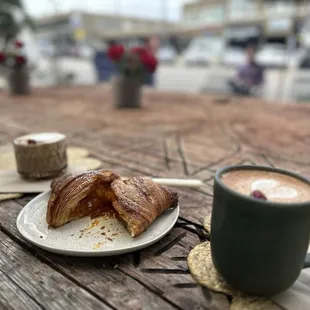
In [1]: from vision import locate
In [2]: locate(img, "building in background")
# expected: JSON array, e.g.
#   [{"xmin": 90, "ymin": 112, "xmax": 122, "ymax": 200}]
[
  {"xmin": 181, "ymin": 0, "xmax": 309, "ymax": 47},
  {"xmin": 35, "ymin": 11, "xmax": 177, "ymax": 57},
  {"xmin": 179, "ymin": 0, "xmax": 310, "ymax": 67}
]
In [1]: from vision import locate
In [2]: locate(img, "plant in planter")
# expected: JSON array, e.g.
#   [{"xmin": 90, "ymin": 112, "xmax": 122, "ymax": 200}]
[
  {"xmin": 0, "ymin": 39, "xmax": 30, "ymax": 95},
  {"xmin": 107, "ymin": 43, "xmax": 158, "ymax": 108},
  {"xmin": 0, "ymin": 0, "xmax": 34, "ymax": 95}
]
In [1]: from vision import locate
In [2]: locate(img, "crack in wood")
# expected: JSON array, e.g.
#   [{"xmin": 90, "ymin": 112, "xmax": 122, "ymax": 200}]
[
  {"xmin": 0, "ymin": 226, "xmax": 118, "ymax": 310},
  {"xmin": 220, "ymin": 125, "xmax": 244, "ymax": 151},
  {"xmin": 163, "ymin": 139, "xmax": 171, "ymax": 170},
  {"xmin": 173, "ymin": 283, "xmax": 198, "ymax": 289},
  {"xmin": 177, "ymin": 217, "xmax": 203, "ymax": 228},
  {"xmin": 170, "ymin": 257, "xmax": 188, "ymax": 262},
  {"xmin": 191, "ymin": 144, "xmax": 242, "ymax": 176},
  {"xmin": 154, "ymin": 233, "xmax": 187, "ymax": 257},
  {"xmin": 257, "ymin": 153, "xmax": 276, "ymax": 167},
  {"xmin": 175, "ymin": 220, "xmax": 210, "ymax": 242},
  {"xmin": 141, "ymin": 268, "xmax": 190, "ymax": 275},
  {"xmin": 174, "ymin": 223, "xmax": 190, "ymax": 229},
  {"xmin": 0, "ymin": 269, "xmax": 46, "ymax": 310},
  {"xmin": 236, "ymin": 159, "xmax": 257, "ymax": 166},
  {"xmin": 203, "ymin": 176, "xmax": 215, "ymax": 183},
  {"xmin": 175, "ymin": 133, "xmax": 189, "ymax": 176},
  {"xmin": 194, "ymin": 188, "xmax": 214, "ymax": 198},
  {"xmin": 194, "ymin": 226, "xmax": 208, "ymax": 243},
  {"xmin": 114, "ymin": 268, "xmax": 182, "ymax": 310},
  {"xmin": 253, "ymin": 152, "xmax": 310, "ymax": 166},
  {"xmin": 201, "ymin": 286, "xmax": 213, "ymax": 306},
  {"xmin": 132, "ymin": 251, "xmax": 141, "ymax": 268},
  {"xmin": 183, "ymin": 226, "xmax": 209, "ymax": 241}
]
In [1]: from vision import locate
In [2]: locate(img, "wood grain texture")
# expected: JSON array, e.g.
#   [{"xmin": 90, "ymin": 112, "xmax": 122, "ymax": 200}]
[
  {"xmin": 0, "ymin": 270, "xmax": 42, "ymax": 310},
  {"xmin": 0, "ymin": 85, "xmax": 309, "ymax": 309},
  {"xmin": 0, "ymin": 230, "xmax": 110, "ymax": 310},
  {"xmin": 0, "ymin": 199, "xmax": 229, "ymax": 310}
]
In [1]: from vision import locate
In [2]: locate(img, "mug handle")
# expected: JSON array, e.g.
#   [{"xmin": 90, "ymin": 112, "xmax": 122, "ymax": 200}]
[{"xmin": 303, "ymin": 253, "xmax": 310, "ymax": 269}]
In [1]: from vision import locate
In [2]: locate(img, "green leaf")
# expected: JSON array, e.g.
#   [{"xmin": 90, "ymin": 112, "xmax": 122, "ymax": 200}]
[{"xmin": 0, "ymin": 0, "xmax": 35, "ymax": 36}]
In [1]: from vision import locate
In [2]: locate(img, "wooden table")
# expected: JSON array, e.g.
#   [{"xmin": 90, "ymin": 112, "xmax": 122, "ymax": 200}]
[{"xmin": 0, "ymin": 86, "xmax": 309, "ymax": 310}]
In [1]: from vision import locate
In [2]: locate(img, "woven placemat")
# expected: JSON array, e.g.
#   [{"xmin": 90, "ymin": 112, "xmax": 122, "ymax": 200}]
[
  {"xmin": 203, "ymin": 214, "xmax": 211, "ymax": 234},
  {"xmin": 187, "ymin": 216, "xmax": 281, "ymax": 310},
  {"xmin": 0, "ymin": 146, "xmax": 102, "ymax": 201}
]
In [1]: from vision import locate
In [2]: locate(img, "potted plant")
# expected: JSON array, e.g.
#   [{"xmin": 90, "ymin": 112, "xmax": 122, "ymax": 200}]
[
  {"xmin": 0, "ymin": 39, "xmax": 30, "ymax": 95},
  {"xmin": 0, "ymin": 0, "xmax": 34, "ymax": 95},
  {"xmin": 107, "ymin": 43, "xmax": 158, "ymax": 108}
]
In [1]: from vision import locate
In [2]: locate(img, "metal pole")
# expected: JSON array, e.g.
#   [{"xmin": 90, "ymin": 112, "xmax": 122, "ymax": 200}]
[
  {"xmin": 114, "ymin": 0, "xmax": 122, "ymax": 16},
  {"xmin": 49, "ymin": 0, "xmax": 61, "ymax": 85},
  {"xmin": 161, "ymin": 0, "xmax": 167, "ymax": 43}
]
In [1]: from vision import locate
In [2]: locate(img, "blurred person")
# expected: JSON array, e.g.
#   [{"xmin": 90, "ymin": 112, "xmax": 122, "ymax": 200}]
[
  {"xmin": 139, "ymin": 36, "xmax": 159, "ymax": 86},
  {"xmin": 148, "ymin": 35, "xmax": 160, "ymax": 55},
  {"xmin": 228, "ymin": 45, "xmax": 264, "ymax": 96}
]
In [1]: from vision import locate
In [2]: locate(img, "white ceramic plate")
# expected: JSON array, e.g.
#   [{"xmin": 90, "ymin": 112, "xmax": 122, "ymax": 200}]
[{"xmin": 16, "ymin": 191, "xmax": 179, "ymax": 257}]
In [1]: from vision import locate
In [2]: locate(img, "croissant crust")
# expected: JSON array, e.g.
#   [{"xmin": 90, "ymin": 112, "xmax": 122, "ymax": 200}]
[{"xmin": 47, "ymin": 170, "xmax": 178, "ymax": 237}]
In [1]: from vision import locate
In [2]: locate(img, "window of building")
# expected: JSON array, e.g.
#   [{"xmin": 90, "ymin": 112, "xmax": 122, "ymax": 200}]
[
  {"xmin": 183, "ymin": 4, "xmax": 224, "ymax": 27},
  {"xmin": 200, "ymin": 5, "xmax": 224, "ymax": 25},
  {"xmin": 264, "ymin": 0, "xmax": 295, "ymax": 17},
  {"xmin": 266, "ymin": 18, "xmax": 293, "ymax": 33},
  {"xmin": 228, "ymin": 0, "xmax": 260, "ymax": 20},
  {"xmin": 96, "ymin": 18, "xmax": 121, "ymax": 30}
]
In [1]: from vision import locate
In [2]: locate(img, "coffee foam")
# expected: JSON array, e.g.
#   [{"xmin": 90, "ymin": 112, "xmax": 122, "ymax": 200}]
[{"xmin": 221, "ymin": 170, "xmax": 310, "ymax": 203}]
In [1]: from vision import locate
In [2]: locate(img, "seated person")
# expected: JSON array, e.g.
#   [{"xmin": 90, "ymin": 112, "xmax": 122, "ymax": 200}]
[{"xmin": 229, "ymin": 45, "xmax": 264, "ymax": 95}]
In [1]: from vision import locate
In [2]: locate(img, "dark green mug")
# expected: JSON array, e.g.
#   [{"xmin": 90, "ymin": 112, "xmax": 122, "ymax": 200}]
[{"xmin": 211, "ymin": 165, "xmax": 310, "ymax": 296}]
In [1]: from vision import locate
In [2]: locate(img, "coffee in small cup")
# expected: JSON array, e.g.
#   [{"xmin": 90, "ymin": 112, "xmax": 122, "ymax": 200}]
[{"xmin": 13, "ymin": 132, "xmax": 67, "ymax": 179}]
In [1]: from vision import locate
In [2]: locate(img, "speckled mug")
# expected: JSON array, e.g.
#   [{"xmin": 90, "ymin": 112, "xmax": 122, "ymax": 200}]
[{"xmin": 13, "ymin": 132, "xmax": 67, "ymax": 179}]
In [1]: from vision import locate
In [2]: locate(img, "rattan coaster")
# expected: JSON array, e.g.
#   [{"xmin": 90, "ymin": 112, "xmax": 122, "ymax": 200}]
[
  {"xmin": 231, "ymin": 295, "xmax": 281, "ymax": 310},
  {"xmin": 203, "ymin": 214, "xmax": 211, "ymax": 234},
  {"xmin": 188, "ymin": 242, "xmax": 281, "ymax": 310},
  {"xmin": 187, "ymin": 217, "xmax": 282, "ymax": 310},
  {"xmin": 188, "ymin": 242, "xmax": 236, "ymax": 296}
]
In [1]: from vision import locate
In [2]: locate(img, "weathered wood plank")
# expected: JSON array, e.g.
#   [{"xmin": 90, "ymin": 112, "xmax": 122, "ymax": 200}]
[
  {"xmin": 0, "ymin": 201, "xmax": 176, "ymax": 310},
  {"xmin": 0, "ymin": 270, "xmax": 42, "ymax": 310},
  {"xmin": 0, "ymin": 231, "xmax": 111, "ymax": 310},
  {"xmin": 0, "ymin": 199, "xmax": 230, "ymax": 310}
]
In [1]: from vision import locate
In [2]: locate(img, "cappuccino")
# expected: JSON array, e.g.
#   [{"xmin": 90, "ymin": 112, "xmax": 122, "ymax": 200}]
[{"xmin": 221, "ymin": 169, "xmax": 310, "ymax": 203}]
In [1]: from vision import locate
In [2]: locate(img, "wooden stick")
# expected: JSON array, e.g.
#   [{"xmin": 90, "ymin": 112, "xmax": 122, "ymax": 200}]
[{"xmin": 121, "ymin": 177, "xmax": 203, "ymax": 189}]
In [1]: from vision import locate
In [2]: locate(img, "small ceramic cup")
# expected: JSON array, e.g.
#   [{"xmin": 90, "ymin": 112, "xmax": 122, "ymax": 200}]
[
  {"xmin": 211, "ymin": 165, "xmax": 310, "ymax": 296},
  {"xmin": 13, "ymin": 132, "xmax": 67, "ymax": 179}
]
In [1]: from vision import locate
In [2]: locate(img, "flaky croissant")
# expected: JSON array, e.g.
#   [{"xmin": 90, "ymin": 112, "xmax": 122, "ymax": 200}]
[
  {"xmin": 46, "ymin": 170, "xmax": 119, "ymax": 228},
  {"xmin": 46, "ymin": 170, "xmax": 178, "ymax": 237}
]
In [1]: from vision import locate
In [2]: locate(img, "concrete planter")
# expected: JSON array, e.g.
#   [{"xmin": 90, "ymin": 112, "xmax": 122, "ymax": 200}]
[
  {"xmin": 113, "ymin": 75, "xmax": 142, "ymax": 108},
  {"xmin": 8, "ymin": 68, "xmax": 30, "ymax": 95}
]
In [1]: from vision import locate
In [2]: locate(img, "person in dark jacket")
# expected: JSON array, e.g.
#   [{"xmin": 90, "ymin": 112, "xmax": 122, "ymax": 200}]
[{"xmin": 229, "ymin": 45, "xmax": 264, "ymax": 95}]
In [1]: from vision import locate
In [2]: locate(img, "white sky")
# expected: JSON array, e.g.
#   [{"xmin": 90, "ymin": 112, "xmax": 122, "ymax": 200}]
[{"xmin": 22, "ymin": 0, "xmax": 191, "ymax": 21}]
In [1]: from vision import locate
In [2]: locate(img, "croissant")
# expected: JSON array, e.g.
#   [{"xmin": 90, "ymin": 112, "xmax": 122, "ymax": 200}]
[
  {"xmin": 111, "ymin": 176, "xmax": 178, "ymax": 236},
  {"xmin": 47, "ymin": 170, "xmax": 178, "ymax": 237},
  {"xmin": 46, "ymin": 170, "xmax": 119, "ymax": 228}
]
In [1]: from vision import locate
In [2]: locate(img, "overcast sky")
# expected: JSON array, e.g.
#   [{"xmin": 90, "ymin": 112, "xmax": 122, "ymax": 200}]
[{"xmin": 22, "ymin": 0, "xmax": 190, "ymax": 21}]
